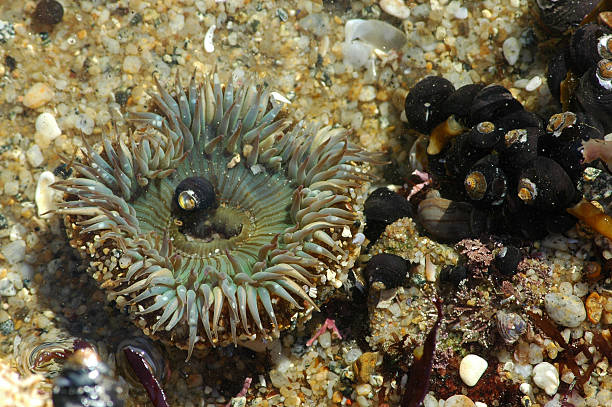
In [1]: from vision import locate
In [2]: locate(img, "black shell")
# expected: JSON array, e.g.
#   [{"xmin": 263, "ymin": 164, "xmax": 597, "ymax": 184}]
[
  {"xmin": 575, "ymin": 59, "xmax": 612, "ymax": 133},
  {"xmin": 517, "ymin": 156, "xmax": 578, "ymax": 210},
  {"xmin": 439, "ymin": 264, "xmax": 468, "ymax": 287},
  {"xmin": 364, "ymin": 253, "xmax": 411, "ymax": 290},
  {"xmin": 493, "ymin": 245, "xmax": 521, "ymax": 276},
  {"xmin": 536, "ymin": 0, "xmax": 600, "ymax": 32},
  {"xmin": 494, "ymin": 109, "xmax": 543, "ymax": 133},
  {"xmin": 464, "ymin": 154, "xmax": 507, "ymax": 207},
  {"xmin": 569, "ymin": 23, "xmax": 612, "ymax": 76},
  {"xmin": 52, "ymin": 348, "xmax": 125, "ymax": 407},
  {"xmin": 546, "ymin": 47, "xmax": 571, "ymax": 103},
  {"xmin": 417, "ymin": 195, "xmax": 489, "ymax": 241},
  {"xmin": 499, "ymin": 127, "xmax": 542, "ymax": 178},
  {"xmin": 440, "ymin": 83, "xmax": 486, "ymax": 127},
  {"xmin": 469, "ymin": 85, "xmax": 524, "ymax": 125},
  {"xmin": 404, "ymin": 76, "xmax": 456, "ymax": 134},
  {"xmin": 33, "ymin": 0, "xmax": 64, "ymax": 26},
  {"xmin": 173, "ymin": 176, "xmax": 218, "ymax": 213},
  {"xmin": 466, "ymin": 121, "xmax": 503, "ymax": 150},
  {"xmin": 443, "ymin": 132, "xmax": 488, "ymax": 181},
  {"xmin": 364, "ymin": 187, "xmax": 413, "ymax": 242}
]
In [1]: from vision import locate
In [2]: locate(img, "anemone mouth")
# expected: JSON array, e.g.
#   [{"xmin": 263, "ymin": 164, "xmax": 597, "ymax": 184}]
[{"xmin": 54, "ymin": 72, "xmax": 381, "ymax": 359}]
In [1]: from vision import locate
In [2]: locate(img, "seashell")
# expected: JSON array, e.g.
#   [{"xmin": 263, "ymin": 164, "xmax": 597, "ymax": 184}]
[
  {"xmin": 363, "ymin": 253, "xmax": 410, "ymax": 291},
  {"xmin": 466, "ymin": 121, "xmax": 502, "ymax": 150},
  {"xmin": 496, "ymin": 311, "xmax": 527, "ymax": 344},
  {"xmin": 494, "ymin": 109, "xmax": 543, "ymax": 133},
  {"xmin": 546, "ymin": 47, "xmax": 571, "ymax": 103},
  {"xmin": 569, "ymin": 23, "xmax": 612, "ymax": 76},
  {"xmin": 468, "ymin": 85, "xmax": 523, "ymax": 126},
  {"xmin": 52, "ymin": 347, "xmax": 125, "ymax": 407},
  {"xmin": 575, "ymin": 59, "xmax": 612, "ymax": 133},
  {"xmin": 364, "ymin": 187, "xmax": 413, "ymax": 243},
  {"xmin": 173, "ymin": 176, "xmax": 218, "ymax": 213},
  {"xmin": 427, "ymin": 114, "xmax": 466, "ymax": 155},
  {"xmin": 493, "ymin": 245, "xmax": 522, "ymax": 276},
  {"xmin": 464, "ymin": 154, "xmax": 507, "ymax": 207},
  {"xmin": 417, "ymin": 195, "xmax": 488, "ymax": 241},
  {"xmin": 404, "ymin": 76, "xmax": 456, "ymax": 134},
  {"xmin": 517, "ymin": 157, "xmax": 578, "ymax": 210},
  {"xmin": 536, "ymin": 0, "xmax": 600, "ymax": 32},
  {"xmin": 439, "ymin": 264, "xmax": 468, "ymax": 287},
  {"xmin": 440, "ymin": 83, "xmax": 486, "ymax": 128},
  {"xmin": 499, "ymin": 127, "xmax": 541, "ymax": 178},
  {"xmin": 116, "ymin": 336, "xmax": 168, "ymax": 389},
  {"xmin": 443, "ymin": 132, "xmax": 488, "ymax": 181}
]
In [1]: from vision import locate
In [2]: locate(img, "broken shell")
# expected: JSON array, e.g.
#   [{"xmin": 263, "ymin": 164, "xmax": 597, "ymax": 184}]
[{"xmin": 496, "ymin": 311, "xmax": 527, "ymax": 344}]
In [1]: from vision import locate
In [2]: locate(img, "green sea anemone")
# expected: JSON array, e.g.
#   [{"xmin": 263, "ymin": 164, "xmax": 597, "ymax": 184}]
[{"xmin": 53, "ymin": 72, "xmax": 379, "ymax": 359}]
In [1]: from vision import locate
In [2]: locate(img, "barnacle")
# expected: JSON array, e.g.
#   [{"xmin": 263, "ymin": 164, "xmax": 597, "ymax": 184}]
[{"xmin": 53, "ymin": 72, "xmax": 379, "ymax": 359}]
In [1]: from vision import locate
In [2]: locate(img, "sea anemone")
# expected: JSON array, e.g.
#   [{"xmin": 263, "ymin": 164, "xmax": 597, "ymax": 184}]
[{"xmin": 53, "ymin": 72, "xmax": 379, "ymax": 359}]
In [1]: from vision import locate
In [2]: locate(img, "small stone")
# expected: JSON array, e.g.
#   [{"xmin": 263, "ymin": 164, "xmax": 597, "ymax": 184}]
[
  {"xmin": 356, "ymin": 383, "xmax": 372, "ymax": 396},
  {"xmin": 26, "ymin": 144, "xmax": 44, "ymax": 167},
  {"xmin": 380, "ymin": 0, "xmax": 411, "ymax": 19},
  {"xmin": 459, "ymin": 354, "xmax": 488, "ymax": 386},
  {"xmin": 0, "ymin": 319, "xmax": 14, "ymax": 335},
  {"xmin": 454, "ymin": 7, "xmax": 469, "ymax": 19},
  {"xmin": 4, "ymin": 180, "xmax": 19, "ymax": 196},
  {"xmin": 502, "ymin": 37, "xmax": 520, "ymax": 65},
  {"xmin": 0, "ymin": 278, "xmax": 16, "ymax": 297},
  {"xmin": 358, "ymin": 85, "xmax": 376, "ymax": 102},
  {"xmin": 35, "ymin": 112, "xmax": 61, "ymax": 148},
  {"xmin": 36, "ymin": 171, "xmax": 57, "ymax": 218},
  {"xmin": 23, "ymin": 82, "xmax": 54, "ymax": 109},
  {"xmin": 1, "ymin": 240, "xmax": 26, "ymax": 264},
  {"xmin": 532, "ymin": 362, "xmax": 559, "ymax": 396},
  {"xmin": 33, "ymin": 0, "xmax": 64, "ymax": 25},
  {"xmin": 585, "ymin": 292, "xmax": 604, "ymax": 324},
  {"xmin": 75, "ymin": 114, "xmax": 94, "ymax": 135},
  {"xmin": 525, "ymin": 76, "xmax": 542, "ymax": 92},
  {"xmin": 122, "ymin": 55, "xmax": 142, "ymax": 74},
  {"xmin": 544, "ymin": 293, "xmax": 586, "ymax": 328},
  {"xmin": 445, "ymin": 395, "xmax": 476, "ymax": 407},
  {"xmin": 353, "ymin": 352, "xmax": 379, "ymax": 383},
  {"xmin": 0, "ymin": 20, "xmax": 15, "ymax": 43},
  {"xmin": 318, "ymin": 331, "xmax": 331, "ymax": 348}
]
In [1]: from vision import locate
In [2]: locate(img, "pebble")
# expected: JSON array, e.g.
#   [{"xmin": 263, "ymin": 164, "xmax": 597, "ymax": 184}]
[
  {"xmin": 0, "ymin": 319, "xmax": 14, "ymax": 335},
  {"xmin": 459, "ymin": 354, "xmax": 488, "ymax": 386},
  {"xmin": 445, "ymin": 395, "xmax": 476, "ymax": 407},
  {"xmin": 75, "ymin": 113, "xmax": 94, "ymax": 135},
  {"xmin": 35, "ymin": 171, "xmax": 57, "ymax": 219},
  {"xmin": 380, "ymin": 0, "xmax": 411, "ymax": 19},
  {"xmin": 532, "ymin": 362, "xmax": 560, "ymax": 396},
  {"xmin": 4, "ymin": 180, "xmax": 19, "ymax": 196},
  {"xmin": 502, "ymin": 37, "xmax": 520, "ymax": 65},
  {"xmin": 122, "ymin": 55, "xmax": 142, "ymax": 74},
  {"xmin": 353, "ymin": 352, "xmax": 379, "ymax": 383},
  {"xmin": 318, "ymin": 331, "xmax": 331, "ymax": 348},
  {"xmin": 358, "ymin": 85, "xmax": 377, "ymax": 102},
  {"xmin": 544, "ymin": 293, "xmax": 586, "ymax": 328},
  {"xmin": 26, "ymin": 144, "xmax": 44, "ymax": 167},
  {"xmin": 0, "ymin": 278, "xmax": 16, "ymax": 297},
  {"xmin": 35, "ymin": 112, "xmax": 61, "ymax": 148},
  {"xmin": 33, "ymin": 0, "xmax": 64, "ymax": 25},
  {"xmin": 23, "ymin": 82, "xmax": 54, "ymax": 109},
  {"xmin": 1, "ymin": 239, "xmax": 26, "ymax": 264},
  {"xmin": 356, "ymin": 383, "xmax": 372, "ymax": 396},
  {"xmin": 524, "ymin": 76, "xmax": 542, "ymax": 91}
]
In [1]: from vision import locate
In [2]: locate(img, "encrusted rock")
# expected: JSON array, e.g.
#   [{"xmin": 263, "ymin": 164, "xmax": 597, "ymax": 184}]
[{"xmin": 544, "ymin": 293, "xmax": 586, "ymax": 328}]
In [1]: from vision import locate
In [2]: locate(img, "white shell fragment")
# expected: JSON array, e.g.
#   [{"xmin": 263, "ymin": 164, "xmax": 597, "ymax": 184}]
[
  {"xmin": 532, "ymin": 362, "xmax": 560, "ymax": 396},
  {"xmin": 204, "ymin": 24, "xmax": 216, "ymax": 53},
  {"xmin": 459, "ymin": 354, "xmax": 488, "ymax": 387},
  {"xmin": 35, "ymin": 112, "xmax": 61, "ymax": 147},
  {"xmin": 36, "ymin": 171, "xmax": 58, "ymax": 219},
  {"xmin": 544, "ymin": 293, "xmax": 586, "ymax": 328},
  {"xmin": 343, "ymin": 19, "xmax": 407, "ymax": 68},
  {"xmin": 502, "ymin": 37, "xmax": 520, "ymax": 65},
  {"xmin": 380, "ymin": 0, "xmax": 411, "ymax": 19}
]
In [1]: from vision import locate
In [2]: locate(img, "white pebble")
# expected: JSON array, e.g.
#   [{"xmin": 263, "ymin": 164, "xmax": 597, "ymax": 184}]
[
  {"xmin": 1, "ymin": 240, "xmax": 26, "ymax": 265},
  {"xmin": 4, "ymin": 180, "xmax": 19, "ymax": 196},
  {"xmin": 544, "ymin": 293, "xmax": 586, "ymax": 327},
  {"xmin": 380, "ymin": 0, "xmax": 411, "ymax": 19},
  {"xmin": 75, "ymin": 114, "xmax": 95, "ymax": 135},
  {"xmin": 459, "ymin": 354, "xmax": 488, "ymax": 386},
  {"xmin": 318, "ymin": 331, "xmax": 331, "ymax": 348},
  {"xmin": 454, "ymin": 7, "xmax": 469, "ymax": 19},
  {"xmin": 23, "ymin": 82, "xmax": 54, "ymax": 109},
  {"xmin": 525, "ymin": 76, "xmax": 542, "ymax": 91},
  {"xmin": 358, "ymin": 85, "xmax": 376, "ymax": 102},
  {"xmin": 0, "ymin": 278, "xmax": 16, "ymax": 297},
  {"xmin": 356, "ymin": 383, "xmax": 372, "ymax": 396},
  {"xmin": 445, "ymin": 395, "xmax": 476, "ymax": 407},
  {"xmin": 532, "ymin": 362, "xmax": 560, "ymax": 396},
  {"xmin": 35, "ymin": 112, "xmax": 61, "ymax": 147},
  {"xmin": 502, "ymin": 37, "xmax": 520, "ymax": 65},
  {"xmin": 36, "ymin": 171, "xmax": 58, "ymax": 219},
  {"xmin": 122, "ymin": 55, "xmax": 142, "ymax": 74},
  {"xmin": 474, "ymin": 403, "xmax": 487, "ymax": 407},
  {"xmin": 204, "ymin": 24, "xmax": 216, "ymax": 53},
  {"xmin": 26, "ymin": 144, "xmax": 44, "ymax": 167}
]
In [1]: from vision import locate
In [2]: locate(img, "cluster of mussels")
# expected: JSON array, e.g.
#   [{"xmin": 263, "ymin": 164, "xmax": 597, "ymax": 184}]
[{"xmin": 403, "ymin": 66, "xmax": 610, "ymax": 241}]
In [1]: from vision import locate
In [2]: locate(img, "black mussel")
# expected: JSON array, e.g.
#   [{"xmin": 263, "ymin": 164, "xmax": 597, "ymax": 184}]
[
  {"xmin": 405, "ymin": 76, "xmax": 455, "ymax": 134},
  {"xmin": 469, "ymin": 85, "xmax": 523, "ymax": 125},
  {"xmin": 427, "ymin": 115, "xmax": 466, "ymax": 155},
  {"xmin": 546, "ymin": 211, "xmax": 577, "ymax": 233},
  {"xmin": 439, "ymin": 83, "xmax": 486, "ymax": 127},
  {"xmin": 173, "ymin": 176, "xmax": 218, "ymax": 213},
  {"xmin": 364, "ymin": 253, "xmax": 411, "ymax": 290},
  {"xmin": 417, "ymin": 193, "xmax": 489, "ymax": 241},
  {"xmin": 575, "ymin": 59, "xmax": 612, "ymax": 133},
  {"xmin": 569, "ymin": 23, "xmax": 612, "ymax": 76},
  {"xmin": 499, "ymin": 127, "xmax": 542, "ymax": 178},
  {"xmin": 443, "ymin": 132, "xmax": 488, "ymax": 181},
  {"xmin": 517, "ymin": 156, "xmax": 578, "ymax": 210},
  {"xmin": 439, "ymin": 264, "xmax": 468, "ymax": 287},
  {"xmin": 494, "ymin": 109, "xmax": 544, "ymax": 133},
  {"xmin": 493, "ymin": 245, "xmax": 521, "ymax": 276},
  {"xmin": 116, "ymin": 337, "xmax": 167, "ymax": 389},
  {"xmin": 546, "ymin": 47, "xmax": 571, "ymax": 103},
  {"xmin": 466, "ymin": 121, "xmax": 503, "ymax": 150},
  {"xmin": 464, "ymin": 154, "xmax": 507, "ymax": 207},
  {"xmin": 364, "ymin": 187, "xmax": 413, "ymax": 242},
  {"xmin": 536, "ymin": 0, "xmax": 600, "ymax": 32},
  {"xmin": 502, "ymin": 204, "xmax": 551, "ymax": 239},
  {"xmin": 53, "ymin": 347, "xmax": 125, "ymax": 407}
]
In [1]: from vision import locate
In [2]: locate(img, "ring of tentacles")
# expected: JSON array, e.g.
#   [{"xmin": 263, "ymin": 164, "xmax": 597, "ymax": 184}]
[{"xmin": 53, "ymin": 72, "xmax": 379, "ymax": 359}]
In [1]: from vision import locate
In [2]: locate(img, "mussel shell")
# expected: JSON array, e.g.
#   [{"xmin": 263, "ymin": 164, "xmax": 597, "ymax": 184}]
[
  {"xmin": 493, "ymin": 245, "xmax": 521, "ymax": 276},
  {"xmin": 469, "ymin": 85, "xmax": 523, "ymax": 125},
  {"xmin": 417, "ymin": 196, "xmax": 488, "ymax": 241},
  {"xmin": 536, "ymin": 0, "xmax": 600, "ymax": 32},
  {"xmin": 364, "ymin": 253, "xmax": 410, "ymax": 290},
  {"xmin": 443, "ymin": 132, "xmax": 489, "ymax": 180},
  {"xmin": 575, "ymin": 59, "xmax": 612, "ymax": 133},
  {"xmin": 496, "ymin": 311, "xmax": 527, "ymax": 344},
  {"xmin": 517, "ymin": 156, "xmax": 578, "ymax": 210},
  {"xmin": 440, "ymin": 83, "xmax": 486, "ymax": 127},
  {"xmin": 405, "ymin": 76, "xmax": 456, "ymax": 134},
  {"xmin": 498, "ymin": 127, "xmax": 542, "ymax": 178},
  {"xmin": 569, "ymin": 23, "xmax": 612, "ymax": 76},
  {"xmin": 494, "ymin": 109, "xmax": 543, "ymax": 133},
  {"xmin": 364, "ymin": 187, "xmax": 413, "ymax": 242},
  {"xmin": 546, "ymin": 47, "xmax": 571, "ymax": 103},
  {"xmin": 464, "ymin": 154, "xmax": 507, "ymax": 207},
  {"xmin": 116, "ymin": 336, "xmax": 167, "ymax": 389}
]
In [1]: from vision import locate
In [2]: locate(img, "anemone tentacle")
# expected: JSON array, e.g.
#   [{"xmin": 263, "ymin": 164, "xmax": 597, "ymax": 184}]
[{"xmin": 54, "ymin": 71, "xmax": 380, "ymax": 360}]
